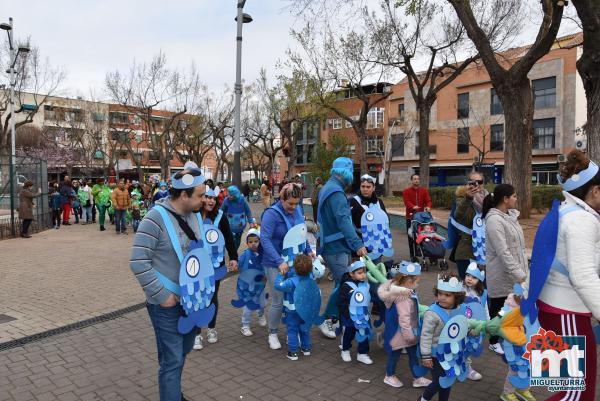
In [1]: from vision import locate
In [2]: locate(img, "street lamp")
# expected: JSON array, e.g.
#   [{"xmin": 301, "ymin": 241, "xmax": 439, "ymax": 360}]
[
  {"xmin": 1, "ymin": 18, "xmax": 30, "ymax": 237},
  {"xmin": 233, "ymin": 1, "xmax": 252, "ymax": 187}
]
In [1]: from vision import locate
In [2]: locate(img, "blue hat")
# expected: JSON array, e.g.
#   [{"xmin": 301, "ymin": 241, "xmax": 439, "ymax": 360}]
[
  {"xmin": 558, "ymin": 160, "xmax": 599, "ymax": 191},
  {"xmin": 347, "ymin": 260, "xmax": 365, "ymax": 274},
  {"xmin": 171, "ymin": 167, "xmax": 206, "ymax": 190},
  {"xmin": 465, "ymin": 261, "xmax": 485, "ymax": 282},
  {"xmin": 246, "ymin": 228, "xmax": 260, "ymax": 239},
  {"xmin": 437, "ymin": 275, "xmax": 464, "ymax": 293},
  {"xmin": 159, "ymin": 181, "xmax": 167, "ymax": 187},
  {"xmin": 333, "ymin": 157, "xmax": 354, "ymax": 171},
  {"xmin": 228, "ymin": 185, "xmax": 241, "ymax": 198},
  {"xmin": 205, "ymin": 188, "xmax": 218, "ymax": 197},
  {"xmin": 398, "ymin": 261, "xmax": 422, "ymax": 276}
]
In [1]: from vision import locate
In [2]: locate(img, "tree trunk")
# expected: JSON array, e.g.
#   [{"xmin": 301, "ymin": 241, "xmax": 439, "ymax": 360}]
[
  {"xmin": 572, "ymin": 0, "xmax": 600, "ymax": 160},
  {"xmin": 418, "ymin": 103, "xmax": 432, "ymax": 188},
  {"xmin": 357, "ymin": 126, "xmax": 368, "ymax": 174},
  {"xmin": 497, "ymin": 79, "xmax": 533, "ymax": 218}
]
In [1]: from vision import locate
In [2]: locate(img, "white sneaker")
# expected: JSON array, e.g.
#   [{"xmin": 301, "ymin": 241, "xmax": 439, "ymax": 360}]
[
  {"xmin": 467, "ymin": 367, "xmax": 482, "ymax": 381},
  {"xmin": 241, "ymin": 326, "xmax": 253, "ymax": 337},
  {"xmin": 341, "ymin": 350, "xmax": 352, "ymax": 362},
  {"xmin": 258, "ymin": 315, "xmax": 267, "ymax": 327},
  {"xmin": 268, "ymin": 333, "xmax": 281, "ymax": 350},
  {"xmin": 357, "ymin": 353, "xmax": 373, "ymax": 365},
  {"xmin": 193, "ymin": 335, "xmax": 203, "ymax": 350},
  {"xmin": 206, "ymin": 328, "xmax": 218, "ymax": 344},
  {"xmin": 319, "ymin": 319, "xmax": 336, "ymax": 339},
  {"xmin": 383, "ymin": 375, "xmax": 403, "ymax": 388},
  {"xmin": 489, "ymin": 343, "xmax": 504, "ymax": 355},
  {"xmin": 412, "ymin": 377, "xmax": 432, "ymax": 388}
]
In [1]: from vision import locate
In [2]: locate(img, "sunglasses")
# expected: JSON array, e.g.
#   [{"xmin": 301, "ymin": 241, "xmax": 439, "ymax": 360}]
[
  {"xmin": 467, "ymin": 180, "xmax": 484, "ymax": 186},
  {"xmin": 360, "ymin": 175, "xmax": 375, "ymax": 183}
]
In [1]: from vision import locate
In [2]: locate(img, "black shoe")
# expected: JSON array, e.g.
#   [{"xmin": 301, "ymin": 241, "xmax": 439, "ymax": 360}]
[
  {"xmin": 121, "ymin": 231, "xmax": 128, "ymax": 235},
  {"xmin": 100, "ymin": 225, "xmax": 106, "ymax": 231},
  {"xmin": 181, "ymin": 394, "xmax": 192, "ymax": 401},
  {"xmin": 286, "ymin": 351, "xmax": 299, "ymax": 361},
  {"xmin": 301, "ymin": 348, "xmax": 311, "ymax": 356}
]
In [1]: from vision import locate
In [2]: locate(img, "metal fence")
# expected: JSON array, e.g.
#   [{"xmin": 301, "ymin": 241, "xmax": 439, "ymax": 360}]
[{"xmin": 0, "ymin": 152, "xmax": 49, "ymax": 239}]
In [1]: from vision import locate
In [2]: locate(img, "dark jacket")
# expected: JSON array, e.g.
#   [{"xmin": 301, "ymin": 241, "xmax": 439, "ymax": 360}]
[
  {"xmin": 49, "ymin": 191, "xmax": 62, "ymax": 211},
  {"xmin": 59, "ymin": 183, "xmax": 72, "ymax": 205}
]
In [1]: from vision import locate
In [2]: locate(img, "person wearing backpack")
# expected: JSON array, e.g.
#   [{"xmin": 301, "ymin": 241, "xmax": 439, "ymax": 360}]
[
  {"xmin": 449, "ymin": 171, "xmax": 488, "ymax": 279},
  {"xmin": 481, "ymin": 184, "xmax": 527, "ymax": 356}
]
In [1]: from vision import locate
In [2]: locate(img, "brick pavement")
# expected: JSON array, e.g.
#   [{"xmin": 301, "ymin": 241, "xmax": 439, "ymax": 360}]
[
  {"xmin": 0, "ymin": 201, "xmax": 598, "ymax": 400},
  {"xmin": 0, "ymin": 221, "xmax": 138, "ymax": 342}
]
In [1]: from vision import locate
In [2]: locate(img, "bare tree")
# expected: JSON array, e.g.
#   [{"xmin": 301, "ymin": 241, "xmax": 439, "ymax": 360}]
[
  {"xmin": 105, "ymin": 53, "xmax": 203, "ymax": 177},
  {"xmin": 287, "ymin": 23, "xmax": 392, "ymax": 173},
  {"xmin": 384, "ymin": 117, "xmax": 416, "ymax": 195},
  {"xmin": 0, "ymin": 46, "xmax": 65, "ymax": 154},
  {"xmin": 366, "ymin": 0, "xmax": 486, "ymax": 187},
  {"xmin": 447, "ymin": 0, "xmax": 565, "ymax": 217},
  {"xmin": 570, "ymin": 0, "xmax": 600, "ymax": 161}
]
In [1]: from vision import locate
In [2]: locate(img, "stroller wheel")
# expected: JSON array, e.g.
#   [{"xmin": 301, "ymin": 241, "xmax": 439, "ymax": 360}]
[{"xmin": 439, "ymin": 260, "xmax": 449, "ymax": 271}]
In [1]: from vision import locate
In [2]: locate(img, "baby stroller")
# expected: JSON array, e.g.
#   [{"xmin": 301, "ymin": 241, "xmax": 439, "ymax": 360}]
[{"xmin": 408, "ymin": 211, "xmax": 448, "ymax": 271}]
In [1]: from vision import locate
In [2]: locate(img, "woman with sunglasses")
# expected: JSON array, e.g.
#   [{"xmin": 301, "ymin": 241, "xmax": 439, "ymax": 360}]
[
  {"xmin": 349, "ymin": 174, "xmax": 388, "ymax": 255},
  {"xmin": 449, "ymin": 171, "xmax": 488, "ymax": 280}
]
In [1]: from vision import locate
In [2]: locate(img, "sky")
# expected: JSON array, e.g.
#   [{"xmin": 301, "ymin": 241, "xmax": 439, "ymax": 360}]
[
  {"xmin": 0, "ymin": 0, "xmax": 301, "ymax": 100},
  {"xmin": 0, "ymin": 1, "xmax": 582, "ymax": 101}
]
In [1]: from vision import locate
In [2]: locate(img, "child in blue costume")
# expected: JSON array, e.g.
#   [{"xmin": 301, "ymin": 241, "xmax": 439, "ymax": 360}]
[
  {"xmin": 275, "ymin": 254, "xmax": 318, "ymax": 361},
  {"xmin": 463, "ymin": 262, "xmax": 488, "ymax": 382},
  {"xmin": 221, "ymin": 185, "xmax": 255, "ymax": 250},
  {"xmin": 378, "ymin": 261, "xmax": 432, "ymax": 389},
  {"xmin": 152, "ymin": 181, "xmax": 169, "ymax": 208},
  {"xmin": 337, "ymin": 260, "xmax": 373, "ymax": 365},
  {"xmin": 239, "ymin": 229, "xmax": 267, "ymax": 336},
  {"xmin": 419, "ymin": 273, "xmax": 466, "ymax": 401}
]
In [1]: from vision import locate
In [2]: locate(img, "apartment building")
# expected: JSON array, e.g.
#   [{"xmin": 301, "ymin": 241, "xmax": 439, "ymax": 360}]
[{"xmin": 282, "ymin": 32, "xmax": 586, "ymax": 193}]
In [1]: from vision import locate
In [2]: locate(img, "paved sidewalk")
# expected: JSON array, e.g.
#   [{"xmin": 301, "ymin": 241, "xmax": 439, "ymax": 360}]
[{"xmin": 0, "ymin": 222, "xmax": 138, "ymax": 343}]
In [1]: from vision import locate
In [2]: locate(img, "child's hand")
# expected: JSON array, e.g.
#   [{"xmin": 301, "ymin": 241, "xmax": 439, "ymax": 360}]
[{"xmin": 421, "ymin": 359, "xmax": 433, "ymax": 369}]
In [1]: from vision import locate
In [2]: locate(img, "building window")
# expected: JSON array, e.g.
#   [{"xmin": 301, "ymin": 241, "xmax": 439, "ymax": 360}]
[
  {"xmin": 457, "ymin": 93, "xmax": 469, "ymax": 119},
  {"xmin": 347, "ymin": 144, "xmax": 356, "ymax": 155},
  {"xmin": 533, "ymin": 118, "xmax": 555, "ymax": 150},
  {"xmin": 367, "ymin": 107, "xmax": 384, "ymax": 129},
  {"xmin": 294, "ymin": 120, "xmax": 319, "ymax": 165},
  {"xmin": 398, "ymin": 103, "xmax": 405, "ymax": 121},
  {"xmin": 149, "ymin": 151, "xmax": 160, "ymax": 161},
  {"xmin": 391, "ymin": 134, "xmax": 405, "ymax": 157},
  {"xmin": 111, "ymin": 130, "xmax": 128, "ymax": 142},
  {"xmin": 457, "ymin": 127, "xmax": 470, "ymax": 154},
  {"xmin": 533, "ymin": 77, "xmax": 556, "ymax": 109},
  {"xmin": 110, "ymin": 112, "xmax": 129, "ymax": 125},
  {"xmin": 331, "ymin": 118, "xmax": 342, "ymax": 130},
  {"xmin": 490, "ymin": 124, "xmax": 504, "ymax": 151},
  {"xmin": 490, "ymin": 88, "xmax": 503, "ymax": 115},
  {"xmin": 366, "ymin": 136, "xmax": 384, "ymax": 154}
]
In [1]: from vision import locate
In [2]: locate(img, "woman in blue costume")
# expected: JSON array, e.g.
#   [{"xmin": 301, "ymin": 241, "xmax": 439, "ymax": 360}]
[
  {"xmin": 261, "ymin": 183, "xmax": 314, "ymax": 351},
  {"xmin": 192, "ymin": 186, "xmax": 239, "ymax": 349},
  {"xmin": 221, "ymin": 185, "xmax": 255, "ymax": 250}
]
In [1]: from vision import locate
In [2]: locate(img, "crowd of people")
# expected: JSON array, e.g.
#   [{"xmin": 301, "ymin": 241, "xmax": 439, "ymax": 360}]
[
  {"xmin": 17, "ymin": 150, "xmax": 600, "ymax": 401},
  {"xmin": 124, "ymin": 151, "xmax": 600, "ymax": 401}
]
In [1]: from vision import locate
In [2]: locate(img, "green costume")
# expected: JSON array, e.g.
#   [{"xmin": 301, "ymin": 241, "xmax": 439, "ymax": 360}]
[{"xmin": 91, "ymin": 183, "xmax": 111, "ymax": 227}]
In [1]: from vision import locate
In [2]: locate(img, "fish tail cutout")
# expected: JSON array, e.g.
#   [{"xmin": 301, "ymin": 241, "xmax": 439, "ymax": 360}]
[
  {"xmin": 231, "ymin": 299, "xmax": 246, "ymax": 309},
  {"xmin": 177, "ymin": 314, "xmax": 196, "ymax": 334},
  {"xmin": 508, "ymin": 376, "xmax": 530, "ymax": 390},
  {"xmin": 498, "ymin": 307, "xmax": 527, "ymax": 346},
  {"xmin": 246, "ymin": 301, "xmax": 261, "ymax": 311},
  {"xmin": 438, "ymin": 375, "xmax": 456, "ymax": 389}
]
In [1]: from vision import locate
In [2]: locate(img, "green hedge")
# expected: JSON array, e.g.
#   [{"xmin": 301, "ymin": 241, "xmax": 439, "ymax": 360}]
[{"xmin": 426, "ymin": 185, "xmax": 563, "ymax": 210}]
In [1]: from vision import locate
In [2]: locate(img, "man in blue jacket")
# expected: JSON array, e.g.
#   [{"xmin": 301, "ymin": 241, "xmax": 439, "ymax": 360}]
[{"xmin": 317, "ymin": 157, "xmax": 367, "ymax": 338}]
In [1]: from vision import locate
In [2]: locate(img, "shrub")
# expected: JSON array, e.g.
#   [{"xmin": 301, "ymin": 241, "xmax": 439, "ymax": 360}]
[{"xmin": 416, "ymin": 184, "xmax": 563, "ymax": 210}]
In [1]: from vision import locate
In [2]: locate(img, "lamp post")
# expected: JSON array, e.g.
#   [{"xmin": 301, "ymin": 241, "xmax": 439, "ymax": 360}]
[
  {"xmin": 1, "ymin": 18, "xmax": 30, "ymax": 237},
  {"xmin": 233, "ymin": 1, "xmax": 252, "ymax": 187}
]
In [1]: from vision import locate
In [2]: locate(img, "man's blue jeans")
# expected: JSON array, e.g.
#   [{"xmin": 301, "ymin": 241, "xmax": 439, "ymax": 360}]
[
  {"xmin": 323, "ymin": 253, "xmax": 349, "ymax": 319},
  {"xmin": 115, "ymin": 209, "xmax": 127, "ymax": 233},
  {"xmin": 146, "ymin": 303, "xmax": 196, "ymax": 401}
]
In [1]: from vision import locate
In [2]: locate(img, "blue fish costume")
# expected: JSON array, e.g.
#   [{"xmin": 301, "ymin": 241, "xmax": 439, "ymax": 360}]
[
  {"xmin": 202, "ymin": 203, "xmax": 227, "ymax": 280},
  {"xmin": 264, "ymin": 202, "xmax": 307, "ymax": 270},
  {"xmin": 223, "ymin": 186, "xmax": 252, "ymax": 234},
  {"xmin": 463, "ymin": 262, "xmax": 487, "ymax": 358},
  {"xmin": 353, "ymin": 195, "xmax": 393, "ymax": 260},
  {"xmin": 346, "ymin": 281, "xmax": 372, "ymax": 342},
  {"xmin": 279, "ymin": 274, "xmax": 323, "ymax": 331},
  {"xmin": 383, "ymin": 261, "xmax": 429, "ymax": 378},
  {"xmin": 444, "ymin": 205, "xmax": 486, "ymax": 265},
  {"xmin": 231, "ymin": 246, "xmax": 266, "ymax": 311}
]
